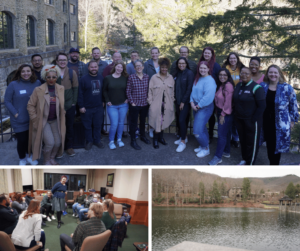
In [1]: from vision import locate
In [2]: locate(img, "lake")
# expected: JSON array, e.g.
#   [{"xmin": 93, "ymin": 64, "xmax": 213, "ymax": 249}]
[{"xmin": 152, "ymin": 207, "xmax": 300, "ymax": 251}]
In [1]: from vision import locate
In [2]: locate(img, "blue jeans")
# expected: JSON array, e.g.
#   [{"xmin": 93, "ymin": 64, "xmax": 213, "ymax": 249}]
[
  {"xmin": 193, "ymin": 102, "xmax": 214, "ymax": 148},
  {"xmin": 72, "ymin": 203, "xmax": 84, "ymax": 214},
  {"xmin": 15, "ymin": 231, "xmax": 45, "ymax": 250},
  {"xmin": 107, "ymin": 103, "xmax": 129, "ymax": 142},
  {"xmin": 80, "ymin": 106, "xmax": 103, "ymax": 144},
  {"xmin": 78, "ymin": 208, "xmax": 88, "ymax": 221},
  {"xmin": 215, "ymin": 108, "xmax": 233, "ymax": 158}
]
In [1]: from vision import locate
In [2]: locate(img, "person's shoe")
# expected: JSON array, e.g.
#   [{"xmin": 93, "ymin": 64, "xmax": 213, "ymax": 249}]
[
  {"xmin": 158, "ymin": 132, "xmax": 167, "ymax": 145},
  {"xmin": 153, "ymin": 133, "xmax": 159, "ymax": 149},
  {"xmin": 19, "ymin": 158, "xmax": 27, "ymax": 165},
  {"xmin": 42, "ymin": 215, "xmax": 47, "ymax": 219},
  {"xmin": 149, "ymin": 128, "xmax": 154, "ymax": 138},
  {"xmin": 57, "ymin": 223, "xmax": 61, "ymax": 229},
  {"xmin": 238, "ymin": 160, "xmax": 246, "ymax": 165},
  {"xmin": 60, "ymin": 221, "xmax": 64, "ymax": 224},
  {"xmin": 62, "ymin": 211, "xmax": 67, "ymax": 216},
  {"xmin": 66, "ymin": 148, "xmax": 76, "ymax": 156},
  {"xmin": 51, "ymin": 215, "xmax": 56, "ymax": 220},
  {"xmin": 140, "ymin": 135, "xmax": 151, "ymax": 144},
  {"xmin": 222, "ymin": 152, "xmax": 230, "ymax": 158},
  {"xmin": 194, "ymin": 146, "xmax": 202, "ymax": 153},
  {"xmin": 76, "ymin": 214, "xmax": 79, "ymax": 218},
  {"xmin": 109, "ymin": 141, "xmax": 116, "ymax": 150},
  {"xmin": 130, "ymin": 140, "xmax": 141, "ymax": 150},
  {"xmin": 47, "ymin": 216, "xmax": 52, "ymax": 222},
  {"xmin": 208, "ymin": 156, "xmax": 222, "ymax": 165},
  {"xmin": 42, "ymin": 221, "xmax": 47, "ymax": 226},
  {"xmin": 174, "ymin": 138, "xmax": 188, "ymax": 145},
  {"xmin": 94, "ymin": 142, "xmax": 105, "ymax": 149},
  {"xmin": 231, "ymin": 140, "xmax": 240, "ymax": 148},
  {"xmin": 117, "ymin": 139, "xmax": 125, "ymax": 147},
  {"xmin": 101, "ymin": 129, "xmax": 109, "ymax": 136},
  {"xmin": 26, "ymin": 154, "xmax": 38, "ymax": 165},
  {"xmin": 196, "ymin": 147, "xmax": 210, "ymax": 158},
  {"xmin": 56, "ymin": 152, "xmax": 64, "ymax": 159},
  {"xmin": 72, "ymin": 213, "xmax": 75, "ymax": 217},
  {"xmin": 176, "ymin": 142, "xmax": 186, "ymax": 153},
  {"xmin": 85, "ymin": 142, "xmax": 93, "ymax": 151}
]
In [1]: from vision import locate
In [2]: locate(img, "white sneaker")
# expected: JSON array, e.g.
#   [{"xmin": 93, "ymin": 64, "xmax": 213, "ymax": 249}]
[
  {"xmin": 51, "ymin": 215, "xmax": 56, "ymax": 220},
  {"xmin": 238, "ymin": 160, "xmax": 246, "ymax": 165},
  {"xmin": 176, "ymin": 142, "xmax": 186, "ymax": 153},
  {"xmin": 47, "ymin": 216, "xmax": 51, "ymax": 222},
  {"xmin": 174, "ymin": 138, "xmax": 188, "ymax": 145},
  {"xmin": 196, "ymin": 147, "xmax": 210, "ymax": 158},
  {"xmin": 194, "ymin": 146, "xmax": 202, "ymax": 153},
  {"xmin": 26, "ymin": 154, "xmax": 38, "ymax": 165},
  {"xmin": 41, "ymin": 229, "xmax": 44, "ymax": 231},
  {"xmin": 76, "ymin": 214, "xmax": 79, "ymax": 218},
  {"xmin": 72, "ymin": 213, "xmax": 75, "ymax": 217},
  {"xmin": 42, "ymin": 215, "xmax": 47, "ymax": 218},
  {"xmin": 108, "ymin": 141, "xmax": 116, "ymax": 150},
  {"xmin": 19, "ymin": 158, "xmax": 27, "ymax": 165},
  {"xmin": 117, "ymin": 139, "xmax": 125, "ymax": 147},
  {"xmin": 149, "ymin": 128, "xmax": 154, "ymax": 138}
]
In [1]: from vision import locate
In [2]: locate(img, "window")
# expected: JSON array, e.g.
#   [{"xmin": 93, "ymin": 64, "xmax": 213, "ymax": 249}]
[
  {"xmin": 64, "ymin": 23, "xmax": 67, "ymax": 43},
  {"xmin": 26, "ymin": 16, "xmax": 35, "ymax": 47},
  {"xmin": 70, "ymin": 4, "xmax": 75, "ymax": 14},
  {"xmin": 44, "ymin": 173, "xmax": 87, "ymax": 191},
  {"xmin": 45, "ymin": 0, "xmax": 53, "ymax": 5},
  {"xmin": 63, "ymin": 1, "xmax": 67, "ymax": 13},
  {"xmin": 71, "ymin": 31, "xmax": 76, "ymax": 41},
  {"xmin": 0, "ymin": 11, "xmax": 13, "ymax": 49},
  {"xmin": 46, "ymin": 19, "xmax": 54, "ymax": 45}
]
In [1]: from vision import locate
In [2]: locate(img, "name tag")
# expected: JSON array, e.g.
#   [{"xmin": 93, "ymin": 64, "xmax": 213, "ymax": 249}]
[
  {"xmin": 20, "ymin": 90, "xmax": 26, "ymax": 94},
  {"xmin": 244, "ymin": 90, "xmax": 251, "ymax": 93}
]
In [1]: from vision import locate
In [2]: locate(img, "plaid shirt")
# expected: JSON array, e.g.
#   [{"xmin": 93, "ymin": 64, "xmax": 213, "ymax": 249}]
[
  {"xmin": 77, "ymin": 61, "xmax": 86, "ymax": 79},
  {"xmin": 126, "ymin": 73, "xmax": 149, "ymax": 106},
  {"xmin": 72, "ymin": 217, "xmax": 106, "ymax": 251}
]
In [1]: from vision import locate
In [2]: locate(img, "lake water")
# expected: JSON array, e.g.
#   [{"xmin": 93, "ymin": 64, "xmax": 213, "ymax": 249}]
[{"xmin": 152, "ymin": 207, "xmax": 300, "ymax": 251}]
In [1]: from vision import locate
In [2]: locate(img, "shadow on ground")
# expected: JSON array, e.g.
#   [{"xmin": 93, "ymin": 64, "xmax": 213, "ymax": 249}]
[{"xmin": 0, "ymin": 133, "xmax": 299, "ymax": 165}]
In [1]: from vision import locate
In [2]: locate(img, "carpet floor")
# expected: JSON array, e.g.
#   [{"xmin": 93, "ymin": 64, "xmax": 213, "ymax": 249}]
[{"xmin": 42, "ymin": 213, "xmax": 148, "ymax": 250}]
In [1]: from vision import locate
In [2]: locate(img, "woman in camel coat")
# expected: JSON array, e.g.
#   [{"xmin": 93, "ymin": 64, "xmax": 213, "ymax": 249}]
[
  {"xmin": 27, "ymin": 65, "xmax": 66, "ymax": 165},
  {"xmin": 148, "ymin": 58, "xmax": 175, "ymax": 149}
]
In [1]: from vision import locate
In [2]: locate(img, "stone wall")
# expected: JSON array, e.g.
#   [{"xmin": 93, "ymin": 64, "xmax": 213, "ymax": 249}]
[{"xmin": 0, "ymin": 0, "xmax": 78, "ymax": 115}]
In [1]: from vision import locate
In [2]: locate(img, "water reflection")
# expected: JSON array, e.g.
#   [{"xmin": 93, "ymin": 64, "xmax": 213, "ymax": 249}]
[{"xmin": 152, "ymin": 207, "xmax": 300, "ymax": 251}]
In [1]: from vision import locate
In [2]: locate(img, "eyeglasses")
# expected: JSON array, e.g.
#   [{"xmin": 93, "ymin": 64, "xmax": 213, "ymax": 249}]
[
  {"xmin": 46, "ymin": 76, "xmax": 58, "ymax": 79},
  {"xmin": 57, "ymin": 60, "xmax": 67, "ymax": 62}
]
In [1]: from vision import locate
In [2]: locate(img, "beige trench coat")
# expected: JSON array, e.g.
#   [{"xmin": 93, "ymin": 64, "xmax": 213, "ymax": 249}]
[
  {"xmin": 27, "ymin": 83, "xmax": 66, "ymax": 161},
  {"xmin": 147, "ymin": 73, "xmax": 175, "ymax": 132}
]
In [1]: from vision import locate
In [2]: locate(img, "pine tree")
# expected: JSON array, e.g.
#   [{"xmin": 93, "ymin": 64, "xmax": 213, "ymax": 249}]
[
  {"xmin": 242, "ymin": 178, "xmax": 251, "ymax": 202},
  {"xmin": 199, "ymin": 182, "xmax": 205, "ymax": 204},
  {"xmin": 179, "ymin": 0, "xmax": 300, "ymax": 77},
  {"xmin": 285, "ymin": 182, "xmax": 296, "ymax": 199},
  {"xmin": 211, "ymin": 181, "xmax": 221, "ymax": 203}
]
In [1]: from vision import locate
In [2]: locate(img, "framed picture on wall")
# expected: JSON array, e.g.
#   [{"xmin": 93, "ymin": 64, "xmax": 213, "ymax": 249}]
[{"xmin": 107, "ymin": 173, "xmax": 114, "ymax": 187}]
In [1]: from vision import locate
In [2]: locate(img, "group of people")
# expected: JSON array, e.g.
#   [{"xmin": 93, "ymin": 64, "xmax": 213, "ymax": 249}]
[
  {"xmin": 0, "ymin": 175, "xmax": 119, "ymax": 251},
  {"xmin": 4, "ymin": 45, "xmax": 299, "ymax": 165}
]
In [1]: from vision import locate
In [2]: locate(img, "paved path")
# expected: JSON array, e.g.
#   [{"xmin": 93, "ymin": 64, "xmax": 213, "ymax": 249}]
[{"xmin": 0, "ymin": 133, "xmax": 299, "ymax": 165}]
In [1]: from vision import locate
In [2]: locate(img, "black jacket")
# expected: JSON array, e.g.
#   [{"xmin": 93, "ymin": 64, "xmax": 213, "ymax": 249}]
[
  {"xmin": 0, "ymin": 205, "xmax": 19, "ymax": 232},
  {"xmin": 25, "ymin": 195, "xmax": 34, "ymax": 206},
  {"xmin": 174, "ymin": 68, "xmax": 195, "ymax": 104},
  {"xmin": 143, "ymin": 59, "xmax": 157, "ymax": 81}
]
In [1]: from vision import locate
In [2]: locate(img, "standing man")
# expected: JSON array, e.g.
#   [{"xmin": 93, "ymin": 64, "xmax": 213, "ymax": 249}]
[
  {"xmin": 56, "ymin": 52, "xmax": 79, "ymax": 157},
  {"xmin": 170, "ymin": 46, "xmax": 197, "ymax": 76},
  {"xmin": 126, "ymin": 50, "xmax": 139, "ymax": 75},
  {"xmin": 78, "ymin": 60, "xmax": 105, "ymax": 150},
  {"xmin": 68, "ymin": 48, "xmax": 86, "ymax": 81},
  {"xmin": 31, "ymin": 54, "xmax": 45, "ymax": 84},
  {"xmin": 85, "ymin": 47, "xmax": 108, "ymax": 77},
  {"xmin": 102, "ymin": 52, "xmax": 122, "ymax": 78}
]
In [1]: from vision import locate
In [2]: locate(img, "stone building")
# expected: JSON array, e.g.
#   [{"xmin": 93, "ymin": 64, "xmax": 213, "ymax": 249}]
[
  {"xmin": 227, "ymin": 187, "xmax": 242, "ymax": 198},
  {"xmin": 0, "ymin": 0, "xmax": 78, "ymax": 114}
]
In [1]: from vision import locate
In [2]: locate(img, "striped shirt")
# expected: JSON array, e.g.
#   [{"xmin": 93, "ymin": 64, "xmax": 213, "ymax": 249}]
[
  {"xmin": 126, "ymin": 73, "xmax": 149, "ymax": 106},
  {"xmin": 72, "ymin": 217, "xmax": 106, "ymax": 251}
]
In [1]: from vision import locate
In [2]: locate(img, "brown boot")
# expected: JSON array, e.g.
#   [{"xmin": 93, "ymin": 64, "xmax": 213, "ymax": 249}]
[
  {"xmin": 43, "ymin": 150, "xmax": 52, "ymax": 165},
  {"xmin": 50, "ymin": 146, "xmax": 60, "ymax": 165}
]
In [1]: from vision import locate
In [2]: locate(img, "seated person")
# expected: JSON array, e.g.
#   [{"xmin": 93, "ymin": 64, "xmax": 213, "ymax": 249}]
[
  {"xmin": 11, "ymin": 192, "xmax": 28, "ymax": 214},
  {"xmin": 59, "ymin": 203, "xmax": 106, "ymax": 251},
  {"xmin": 79, "ymin": 194, "xmax": 100, "ymax": 222},
  {"xmin": 25, "ymin": 190, "xmax": 34, "ymax": 206},
  {"xmin": 11, "ymin": 200, "xmax": 46, "ymax": 251},
  {"xmin": 72, "ymin": 188, "xmax": 86, "ymax": 217},
  {"xmin": 41, "ymin": 191, "xmax": 56, "ymax": 222},
  {"xmin": 0, "ymin": 194, "xmax": 19, "ymax": 234},
  {"xmin": 78, "ymin": 189, "xmax": 95, "ymax": 222},
  {"xmin": 101, "ymin": 199, "xmax": 116, "ymax": 230}
]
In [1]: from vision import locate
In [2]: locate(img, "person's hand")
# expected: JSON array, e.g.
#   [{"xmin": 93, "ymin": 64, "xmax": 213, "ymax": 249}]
[
  {"xmin": 71, "ymin": 233, "xmax": 74, "ymax": 238},
  {"xmin": 65, "ymin": 192, "xmax": 67, "ymax": 195},
  {"xmin": 132, "ymin": 103, "xmax": 136, "ymax": 106},
  {"xmin": 179, "ymin": 103, "xmax": 184, "ymax": 110},
  {"xmin": 80, "ymin": 108, "xmax": 86, "ymax": 113},
  {"xmin": 124, "ymin": 99, "xmax": 128, "ymax": 104},
  {"xmin": 37, "ymin": 242, "xmax": 43, "ymax": 247},
  {"xmin": 79, "ymin": 204, "xmax": 81, "ymax": 206},
  {"xmin": 219, "ymin": 115, "xmax": 225, "ymax": 125},
  {"xmin": 291, "ymin": 122, "xmax": 295, "ymax": 129},
  {"xmin": 107, "ymin": 102, "xmax": 112, "ymax": 106},
  {"xmin": 191, "ymin": 102, "xmax": 197, "ymax": 112},
  {"xmin": 15, "ymin": 113, "xmax": 19, "ymax": 118},
  {"xmin": 22, "ymin": 197, "xmax": 25, "ymax": 202}
]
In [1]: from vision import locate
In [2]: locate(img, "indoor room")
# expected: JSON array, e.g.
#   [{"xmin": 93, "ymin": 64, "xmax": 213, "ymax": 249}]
[{"xmin": 0, "ymin": 168, "xmax": 148, "ymax": 251}]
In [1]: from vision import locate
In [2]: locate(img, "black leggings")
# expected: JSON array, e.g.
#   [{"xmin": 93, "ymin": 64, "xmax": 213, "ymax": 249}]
[
  {"xmin": 57, "ymin": 211, "xmax": 62, "ymax": 222},
  {"xmin": 15, "ymin": 130, "xmax": 29, "ymax": 159},
  {"xmin": 175, "ymin": 103, "xmax": 190, "ymax": 140},
  {"xmin": 41, "ymin": 204, "xmax": 54, "ymax": 217}
]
